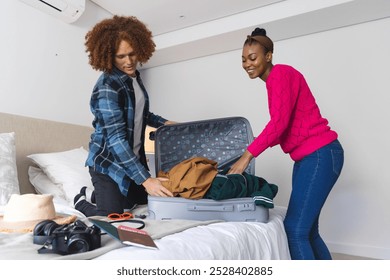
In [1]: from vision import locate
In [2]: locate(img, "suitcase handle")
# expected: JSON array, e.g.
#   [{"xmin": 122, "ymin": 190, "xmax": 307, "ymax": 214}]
[
  {"xmin": 187, "ymin": 202, "xmax": 256, "ymax": 212},
  {"xmin": 187, "ymin": 204, "xmax": 234, "ymax": 212}
]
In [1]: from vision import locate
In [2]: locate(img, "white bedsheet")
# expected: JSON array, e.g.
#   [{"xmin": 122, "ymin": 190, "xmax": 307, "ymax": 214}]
[
  {"xmin": 0, "ymin": 203, "xmax": 290, "ymax": 260},
  {"xmin": 95, "ymin": 206, "xmax": 290, "ymax": 260}
]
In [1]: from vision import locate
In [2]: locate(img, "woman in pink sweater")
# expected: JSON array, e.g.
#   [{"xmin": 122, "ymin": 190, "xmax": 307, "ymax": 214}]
[{"xmin": 229, "ymin": 28, "xmax": 344, "ymax": 260}]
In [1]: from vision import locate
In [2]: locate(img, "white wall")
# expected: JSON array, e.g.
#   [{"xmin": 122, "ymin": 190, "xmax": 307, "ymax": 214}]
[
  {"xmin": 142, "ymin": 18, "xmax": 390, "ymax": 259},
  {"xmin": 0, "ymin": 0, "xmax": 110, "ymax": 125},
  {"xmin": 1, "ymin": 0, "xmax": 389, "ymax": 259}
]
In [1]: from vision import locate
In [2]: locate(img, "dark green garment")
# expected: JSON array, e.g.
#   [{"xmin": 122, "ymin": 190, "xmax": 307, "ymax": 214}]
[{"xmin": 204, "ymin": 172, "xmax": 278, "ymax": 208}]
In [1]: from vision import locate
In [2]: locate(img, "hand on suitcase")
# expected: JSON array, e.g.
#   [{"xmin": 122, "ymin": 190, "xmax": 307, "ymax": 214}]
[
  {"xmin": 228, "ymin": 151, "xmax": 254, "ymax": 175},
  {"xmin": 142, "ymin": 177, "xmax": 174, "ymax": 197}
]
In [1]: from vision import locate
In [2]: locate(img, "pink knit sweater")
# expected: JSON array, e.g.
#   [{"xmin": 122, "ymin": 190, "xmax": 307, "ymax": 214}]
[{"xmin": 247, "ymin": 64, "xmax": 338, "ymax": 161}]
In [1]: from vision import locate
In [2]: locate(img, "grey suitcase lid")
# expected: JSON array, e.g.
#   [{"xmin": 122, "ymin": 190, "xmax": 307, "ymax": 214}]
[{"xmin": 154, "ymin": 116, "xmax": 255, "ymax": 175}]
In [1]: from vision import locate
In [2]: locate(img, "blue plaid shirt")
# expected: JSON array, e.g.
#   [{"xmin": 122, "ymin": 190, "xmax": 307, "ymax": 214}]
[{"xmin": 86, "ymin": 67, "xmax": 167, "ymax": 196}]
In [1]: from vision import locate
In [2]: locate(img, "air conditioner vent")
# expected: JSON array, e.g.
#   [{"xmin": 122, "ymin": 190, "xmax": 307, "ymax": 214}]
[
  {"xmin": 19, "ymin": 0, "xmax": 85, "ymax": 23},
  {"xmin": 39, "ymin": 0, "xmax": 66, "ymax": 12}
]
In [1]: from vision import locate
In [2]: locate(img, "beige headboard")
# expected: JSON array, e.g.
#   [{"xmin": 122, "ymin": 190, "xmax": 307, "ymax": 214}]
[{"xmin": 0, "ymin": 112, "xmax": 93, "ymax": 194}]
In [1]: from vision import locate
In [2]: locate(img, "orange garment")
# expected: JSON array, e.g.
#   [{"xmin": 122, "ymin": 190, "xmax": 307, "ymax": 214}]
[{"xmin": 157, "ymin": 157, "xmax": 218, "ymax": 199}]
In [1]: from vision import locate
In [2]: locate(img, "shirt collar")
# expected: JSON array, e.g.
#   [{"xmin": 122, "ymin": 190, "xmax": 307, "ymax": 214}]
[{"xmin": 112, "ymin": 66, "xmax": 140, "ymax": 83}]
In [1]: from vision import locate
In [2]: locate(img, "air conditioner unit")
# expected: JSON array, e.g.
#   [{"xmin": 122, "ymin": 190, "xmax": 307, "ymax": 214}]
[{"xmin": 19, "ymin": 0, "xmax": 85, "ymax": 23}]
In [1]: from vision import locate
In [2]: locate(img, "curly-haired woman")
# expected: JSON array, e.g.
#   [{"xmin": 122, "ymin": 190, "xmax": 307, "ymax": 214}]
[{"xmin": 74, "ymin": 16, "xmax": 174, "ymax": 217}]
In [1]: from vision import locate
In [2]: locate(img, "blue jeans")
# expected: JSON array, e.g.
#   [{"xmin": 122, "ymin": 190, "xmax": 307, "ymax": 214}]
[{"xmin": 284, "ymin": 140, "xmax": 344, "ymax": 260}]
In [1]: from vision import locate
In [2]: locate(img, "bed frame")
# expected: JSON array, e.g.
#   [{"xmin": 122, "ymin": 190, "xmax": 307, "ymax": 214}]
[{"xmin": 0, "ymin": 112, "xmax": 93, "ymax": 194}]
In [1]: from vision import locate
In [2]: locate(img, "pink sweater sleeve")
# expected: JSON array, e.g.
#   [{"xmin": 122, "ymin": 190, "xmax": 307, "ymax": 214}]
[{"xmin": 247, "ymin": 66, "xmax": 297, "ymax": 157}]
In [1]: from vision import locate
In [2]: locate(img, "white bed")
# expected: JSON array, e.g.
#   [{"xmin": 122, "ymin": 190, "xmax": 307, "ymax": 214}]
[
  {"xmin": 95, "ymin": 206, "xmax": 289, "ymax": 260},
  {"xmin": 0, "ymin": 112, "xmax": 290, "ymax": 260}
]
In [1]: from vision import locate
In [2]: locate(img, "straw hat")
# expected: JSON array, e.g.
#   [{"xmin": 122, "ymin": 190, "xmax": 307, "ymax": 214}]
[{"xmin": 0, "ymin": 194, "xmax": 77, "ymax": 233}]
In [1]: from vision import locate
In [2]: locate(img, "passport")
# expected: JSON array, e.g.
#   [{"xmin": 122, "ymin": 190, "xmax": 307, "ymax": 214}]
[{"xmin": 89, "ymin": 218, "xmax": 157, "ymax": 250}]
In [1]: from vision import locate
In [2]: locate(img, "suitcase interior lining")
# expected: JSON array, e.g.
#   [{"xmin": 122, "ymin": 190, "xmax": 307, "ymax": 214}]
[{"xmin": 154, "ymin": 117, "xmax": 255, "ymax": 174}]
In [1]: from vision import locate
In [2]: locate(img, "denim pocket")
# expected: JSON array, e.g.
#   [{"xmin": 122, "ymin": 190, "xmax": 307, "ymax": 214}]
[{"xmin": 331, "ymin": 149, "xmax": 344, "ymax": 176}]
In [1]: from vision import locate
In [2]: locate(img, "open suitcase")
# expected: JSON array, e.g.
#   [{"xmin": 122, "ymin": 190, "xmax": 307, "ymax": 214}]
[{"xmin": 147, "ymin": 117, "xmax": 270, "ymax": 222}]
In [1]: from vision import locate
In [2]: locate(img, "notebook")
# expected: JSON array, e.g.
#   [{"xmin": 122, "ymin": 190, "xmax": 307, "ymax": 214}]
[{"xmin": 89, "ymin": 219, "xmax": 157, "ymax": 250}]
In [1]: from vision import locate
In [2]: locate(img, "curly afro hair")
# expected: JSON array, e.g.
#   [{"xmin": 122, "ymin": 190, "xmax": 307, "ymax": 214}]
[{"xmin": 85, "ymin": 15, "xmax": 156, "ymax": 73}]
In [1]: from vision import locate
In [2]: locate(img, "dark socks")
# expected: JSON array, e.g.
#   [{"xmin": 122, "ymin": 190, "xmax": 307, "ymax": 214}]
[
  {"xmin": 74, "ymin": 186, "xmax": 96, "ymax": 204},
  {"xmin": 73, "ymin": 186, "xmax": 87, "ymax": 207}
]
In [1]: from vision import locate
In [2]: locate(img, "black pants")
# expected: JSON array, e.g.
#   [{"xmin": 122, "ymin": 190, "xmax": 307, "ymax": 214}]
[{"xmin": 75, "ymin": 168, "xmax": 147, "ymax": 217}]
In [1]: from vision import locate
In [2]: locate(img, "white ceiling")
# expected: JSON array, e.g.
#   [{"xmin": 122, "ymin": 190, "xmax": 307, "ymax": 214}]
[
  {"xmin": 89, "ymin": 0, "xmax": 390, "ymax": 69},
  {"xmin": 90, "ymin": 0, "xmax": 281, "ymax": 35}
]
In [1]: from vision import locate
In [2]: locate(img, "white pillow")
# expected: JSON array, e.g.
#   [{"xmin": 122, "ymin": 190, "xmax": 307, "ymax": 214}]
[
  {"xmin": 0, "ymin": 132, "xmax": 20, "ymax": 206},
  {"xmin": 28, "ymin": 166, "xmax": 68, "ymax": 205},
  {"xmin": 27, "ymin": 147, "xmax": 93, "ymax": 206}
]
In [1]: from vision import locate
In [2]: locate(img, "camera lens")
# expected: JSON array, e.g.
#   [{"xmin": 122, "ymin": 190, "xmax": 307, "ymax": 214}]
[{"xmin": 67, "ymin": 235, "xmax": 90, "ymax": 254}]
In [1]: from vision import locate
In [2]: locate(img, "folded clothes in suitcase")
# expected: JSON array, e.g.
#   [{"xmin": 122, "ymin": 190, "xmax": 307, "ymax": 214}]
[{"xmin": 147, "ymin": 117, "xmax": 272, "ymax": 222}]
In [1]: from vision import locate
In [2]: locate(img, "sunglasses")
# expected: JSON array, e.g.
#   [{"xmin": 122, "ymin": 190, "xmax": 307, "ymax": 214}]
[{"xmin": 107, "ymin": 212, "xmax": 134, "ymax": 221}]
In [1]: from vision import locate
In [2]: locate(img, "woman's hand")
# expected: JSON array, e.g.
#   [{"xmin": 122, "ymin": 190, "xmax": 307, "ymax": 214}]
[
  {"xmin": 142, "ymin": 177, "xmax": 173, "ymax": 197},
  {"xmin": 228, "ymin": 151, "xmax": 254, "ymax": 174}
]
